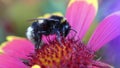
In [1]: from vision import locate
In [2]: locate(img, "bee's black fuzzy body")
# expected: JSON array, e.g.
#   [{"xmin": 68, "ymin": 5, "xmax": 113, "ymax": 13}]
[{"xmin": 26, "ymin": 15, "xmax": 71, "ymax": 49}]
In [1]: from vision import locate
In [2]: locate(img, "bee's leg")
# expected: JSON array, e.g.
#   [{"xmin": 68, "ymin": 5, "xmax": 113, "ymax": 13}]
[
  {"xmin": 62, "ymin": 27, "xmax": 66, "ymax": 37},
  {"xmin": 35, "ymin": 31, "xmax": 48, "ymax": 50},
  {"xmin": 35, "ymin": 33, "xmax": 42, "ymax": 50},
  {"xmin": 56, "ymin": 30, "xmax": 63, "ymax": 45},
  {"xmin": 35, "ymin": 39, "xmax": 41, "ymax": 50},
  {"xmin": 61, "ymin": 24, "xmax": 70, "ymax": 37},
  {"xmin": 61, "ymin": 28, "xmax": 68, "ymax": 44}
]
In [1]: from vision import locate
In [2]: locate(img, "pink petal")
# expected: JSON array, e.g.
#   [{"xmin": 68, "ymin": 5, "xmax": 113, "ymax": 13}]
[
  {"xmin": 42, "ymin": 35, "xmax": 56, "ymax": 44},
  {"xmin": 2, "ymin": 38, "xmax": 35, "ymax": 59},
  {"xmin": 87, "ymin": 11, "xmax": 120, "ymax": 51},
  {"xmin": 0, "ymin": 54, "xmax": 28, "ymax": 68},
  {"xmin": 66, "ymin": 0, "xmax": 98, "ymax": 39}
]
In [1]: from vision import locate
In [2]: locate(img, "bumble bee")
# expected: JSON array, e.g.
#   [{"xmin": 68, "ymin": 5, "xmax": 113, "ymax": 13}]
[{"xmin": 26, "ymin": 15, "xmax": 71, "ymax": 49}]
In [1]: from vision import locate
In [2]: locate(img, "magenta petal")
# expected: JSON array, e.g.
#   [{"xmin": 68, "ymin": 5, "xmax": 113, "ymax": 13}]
[
  {"xmin": 3, "ymin": 38, "xmax": 34, "ymax": 59},
  {"xmin": 0, "ymin": 54, "xmax": 28, "ymax": 68},
  {"xmin": 66, "ymin": 0, "xmax": 98, "ymax": 39},
  {"xmin": 87, "ymin": 11, "xmax": 120, "ymax": 51},
  {"xmin": 42, "ymin": 35, "xmax": 56, "ymax": 44}
]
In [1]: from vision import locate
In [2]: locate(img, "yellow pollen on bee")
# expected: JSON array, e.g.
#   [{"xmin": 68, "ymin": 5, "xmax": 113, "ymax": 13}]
[
  {"xmin": 37, "ymin": 12, "xmax": 63, "ymax": 19},
  {"xmin": 43, "ymin": 13, "xmax": 51, "ymax": 18},
  {"xmin": 31, "ymin": 65, "xmax": 41, "ymax": 68},
  {"xmin": 61, "ymin": 18, "xmax": 66, "ymax": 23},
  {"xmin": 37, "ymin": 13, "xmax": 51, "ymax": 19},
  {"xmin": 52, "ymin": 12, "xmax": 63, "ymax": 17}
]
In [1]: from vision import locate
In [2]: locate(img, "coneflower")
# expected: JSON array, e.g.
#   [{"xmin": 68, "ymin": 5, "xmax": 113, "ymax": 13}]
[{"xmin": 0, "ymin": 0, "xmax": 120, "ymax": 68}]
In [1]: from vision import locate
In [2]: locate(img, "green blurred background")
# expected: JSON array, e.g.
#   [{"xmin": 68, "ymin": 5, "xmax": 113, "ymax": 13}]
[{"xmin": 0, "ymin": 0, "xmax": 68, "ymax": 43}]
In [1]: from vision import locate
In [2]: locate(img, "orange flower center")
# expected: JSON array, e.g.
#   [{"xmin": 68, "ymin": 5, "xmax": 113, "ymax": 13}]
[
  {"xmin": 22, "ymin": 38, "xmax": 112, "ymax": 68},
  {"xmin": 26, "ymin": 38, "xmax": 95, "ymax": 68}
]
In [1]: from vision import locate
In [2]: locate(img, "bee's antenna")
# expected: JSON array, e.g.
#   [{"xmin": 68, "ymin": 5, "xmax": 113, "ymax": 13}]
[
  {"xmin": 70, "ymin": 29, "xmax": 77, "ymax": 34},
  {"xmin": 48, "ymin": 19, "xmax": 59, "ymax": 22},
  {"xmin": 69, "ymin": 29, "xmax": 77, "ymax": 39}
]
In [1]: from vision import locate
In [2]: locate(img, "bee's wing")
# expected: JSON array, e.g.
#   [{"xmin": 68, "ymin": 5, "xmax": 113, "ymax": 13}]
[{"xmin": 27, "ymin": 18, "xmax": 47, "ymax": 22}]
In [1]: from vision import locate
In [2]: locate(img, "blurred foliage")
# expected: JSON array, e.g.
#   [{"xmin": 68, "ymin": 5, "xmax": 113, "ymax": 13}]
[
  {"xmin": 0, "ymin": 0, "xmax": 68, "ymax": 43},
  {"xmin": 83, "ymin": 22, "xmax": 98, "ymax": 44},
  {"xmin": 7, "ymin": 0, "xmax": 68, "ymax": 36}
]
